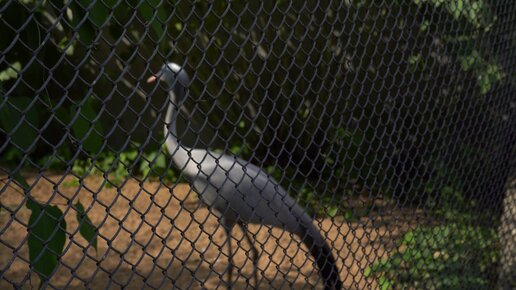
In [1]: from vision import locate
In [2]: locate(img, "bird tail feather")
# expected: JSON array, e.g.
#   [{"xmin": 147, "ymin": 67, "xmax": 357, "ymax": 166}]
[{"xmin": 298, "ymin": 220, "xmax": 342, "ymax": 290}]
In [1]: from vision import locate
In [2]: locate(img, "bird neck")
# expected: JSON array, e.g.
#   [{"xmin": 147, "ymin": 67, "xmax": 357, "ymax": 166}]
[{"xmin": 163, "ymin": 89, "xmax": 197, "ymax": 176}]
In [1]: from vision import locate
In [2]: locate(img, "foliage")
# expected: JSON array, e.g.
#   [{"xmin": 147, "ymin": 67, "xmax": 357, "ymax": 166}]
[
  {"xmin": 32, "ymin": 143, "xmax": 178, "ymax": 188},
  {"xmin": 365, "ymin": 185, "xmax": 500, "ymax": 289},
  {"xmin": 69, "ymin": 97, "xmax": 105, "ymax": 154},
  {"xmin": 0, "ymin": 62, "xmax": 21, "ymax": 81},
  {"xmin": 139, "ymin": 150, "xmax": 178, "ymax": 181},
  {"xmin": 0, "ymin": 0, "xmax": 512, "ymax": 213},
  {"xmin": 0, "ymin": 0, "xmax": 172, "ymax": 164},
  {"xmin": 10, "ymin": 172, "xmax": 99, "ymax": 287},
  {"xmin": 365, "ymin": 223, "xmax": 500, "ymax": 289},
  {"xmin": 319, "ymin": 0, "xmax": 509, "ymax": 206},
  {"xmin": 0, "ymin": 0, "xmax": 512, "ymax": 286},
  {"xmin": 27, "ymin": 198, "xmax": 67, "ymax": 288},
  {"xmin": 0, "ymin": 97, "xmax": 39, "ymax": 154},
  {"xmin": 75, "ymin": 201, "xmax": 98, "ymax": 251},
  {"xmin": 71, "ymin": 147, "xmax": 178, "ymax": 186}
]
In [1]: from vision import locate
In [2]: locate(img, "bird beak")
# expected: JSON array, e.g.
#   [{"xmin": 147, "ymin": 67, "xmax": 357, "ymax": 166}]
[{"xmin": 146, "ymin": 76, "xmax": 157, "ymax": 83}]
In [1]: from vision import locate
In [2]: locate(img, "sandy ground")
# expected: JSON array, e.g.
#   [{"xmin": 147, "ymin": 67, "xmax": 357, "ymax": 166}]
[{"xmin": 0, "ymin": 173, "xmax": 421, "ymax": 289}]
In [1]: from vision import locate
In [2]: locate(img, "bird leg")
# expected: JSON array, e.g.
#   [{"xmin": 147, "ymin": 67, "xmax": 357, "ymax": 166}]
[
  {"xmin": 237, "ymin": 222, "xmax": 259, "ymax": 289},
  {"xmin": 223, "ymin": 225, "xmax": 234, "ymax": 290}
]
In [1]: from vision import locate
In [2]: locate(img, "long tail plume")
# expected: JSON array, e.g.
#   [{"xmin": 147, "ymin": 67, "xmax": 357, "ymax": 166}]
[{"xmin": 298, "ymin": 222, "xmax": 342, "ymax": 290}]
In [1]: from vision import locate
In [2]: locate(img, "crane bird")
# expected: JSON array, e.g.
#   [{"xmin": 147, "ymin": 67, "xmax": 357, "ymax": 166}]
[{"xmin": 146, "ymin": 63, "xmax": 342, "ymax": 290}]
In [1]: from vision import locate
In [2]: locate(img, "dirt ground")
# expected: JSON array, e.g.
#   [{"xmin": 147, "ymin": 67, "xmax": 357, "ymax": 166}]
[{"xmin": 0, "ymin": 173, "xmax": 420, "ymax": 289}]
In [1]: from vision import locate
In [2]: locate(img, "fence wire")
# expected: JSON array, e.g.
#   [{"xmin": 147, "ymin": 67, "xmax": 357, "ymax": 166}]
[{"xmin": 0, "ymin": 0, "xmax": 515, "ymax": 289}]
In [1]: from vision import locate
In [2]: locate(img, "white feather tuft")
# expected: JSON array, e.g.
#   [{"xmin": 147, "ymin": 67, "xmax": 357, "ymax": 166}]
[{"xmin": 167, "ymin": 62, "xmax": 182, "ymax": 73}]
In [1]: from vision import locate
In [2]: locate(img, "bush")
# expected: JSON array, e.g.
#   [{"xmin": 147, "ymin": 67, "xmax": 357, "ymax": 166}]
[
  {"xmin": 1, "ymin": 0, "xmax": 513, "ymax": 220},
  {"xmin": 365, "ymin": 223, "xmax": 500, "ymax": 289}
]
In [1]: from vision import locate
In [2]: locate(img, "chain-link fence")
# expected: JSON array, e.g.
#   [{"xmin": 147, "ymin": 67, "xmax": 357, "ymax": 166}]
[{"xmin": 1, "ymin": 0, "xmax": 515, "ymax": 289}]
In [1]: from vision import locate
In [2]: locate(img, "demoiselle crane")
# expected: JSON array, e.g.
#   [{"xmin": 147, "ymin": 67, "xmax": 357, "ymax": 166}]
[{"xmin": 146, "ymin": 63, "xmax": 342, "ymax": 290}]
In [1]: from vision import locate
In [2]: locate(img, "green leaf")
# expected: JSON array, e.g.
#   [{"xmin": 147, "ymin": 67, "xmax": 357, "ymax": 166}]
[
  {"xmin": 155, "ymin": 153, "xmax": 167, "ymax": 169},
  {"xmin": 69, "ymin": 2, "xmax": 95, "ymax": 44},
  {"xmin": 137, "ymin": 0, "xmax": 168, "ymax": 50},
  {"xmin": 57, "ymin": 37, "xmax": 75, "ymax": 56},
  {"xmin": 369, "ymin": 259, "xmax": 385, "ymax": 273},
  {"xmin": 378, "ymin": 276, "xmax": 393, "ymax": 290},
  {"xmin": 122, "ymin": 150, "xmax": 138, "ymax": 161},
  {"xmin": 27, "ymin": 199, "xmax": 66, "ymax": 288},
  {"xmin": 140, "ymin": 151, "xmax": 155, "ymax": 177},
  {"xmin": 70, "ymin": 97, "xmax": 104, "ymax": 153},
  {"xmin": 63, "ymin": 178, "xmax": 80, "ymax": 188},
  {"xmin": 0, "ymin": 97, "xmax": 39, "ymax": 153},
  {"xmin": 327, "ymin": 205, "xmax": 338, "ymax": 217},
  {"xmin": 75, "ymin": 201, "xmax": 98, "ymax": 250},
  {"xmin": 140, "ymin": 150, "xmax": 169, "ymax": 177},
  {"xmin": 0, "ymin": 62, "xmax": 21, "ymax": 81},
  {"xmin": 78, "ymin": 1, "xmax": 107, "ymax": 27},
  {"xmin": 364, "ymin": 266, "xmax": 372, "ymax": 277},
  {"xmin": 78, "ymin": 0, "xmax": 117, "ymax": 27},
  {"xmin": 54, "ymin": 107, "xmax": 71, "ymax": 124},
  {"xmin": 403, "ymin": 230, "xmax": 414, "ymax": 245},
  {"xmin": 11, "ymin": 172, "xmax": 30, "ymax": 190},
  {"xmin": 72, "ymin": 159, "xmax": 88, "ymax": 176}
]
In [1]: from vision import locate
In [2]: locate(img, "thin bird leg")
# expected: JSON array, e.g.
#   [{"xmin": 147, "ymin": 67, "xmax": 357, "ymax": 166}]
[
  {"xmin": 237, "ymin": 222, "xmax": 259, "ymax": 289},
  {"xmin": 224, "ymin": 226, "xmax": 234, "ymax": 290}
]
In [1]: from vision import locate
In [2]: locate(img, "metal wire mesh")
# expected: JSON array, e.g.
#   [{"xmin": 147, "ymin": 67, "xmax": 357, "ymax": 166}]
[{"xmin": 0, "ymin": 0, "xmax": 515, "ymax": 289}]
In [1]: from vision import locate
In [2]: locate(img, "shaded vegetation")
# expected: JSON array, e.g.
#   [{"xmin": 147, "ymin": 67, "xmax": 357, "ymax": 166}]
[
  {"xmin": 365, "ymin": 223, "xmax": 499, "ymax": 290},
  {"xmin": 1, "ymin": 0, "xmax": 514, "ymax": 288},
  {"xmin": 365, "ymin": 183, "xmax": 502, "ymax": 289},
  {"xmin": 1, "ymin": 0, "xmax": 512, "ymax": 211}
]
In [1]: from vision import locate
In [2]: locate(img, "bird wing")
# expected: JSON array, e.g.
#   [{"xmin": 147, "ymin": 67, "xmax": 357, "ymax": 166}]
[{"xmin": 188, "ymin": 149, "xmax": 312, "ymax": 233}]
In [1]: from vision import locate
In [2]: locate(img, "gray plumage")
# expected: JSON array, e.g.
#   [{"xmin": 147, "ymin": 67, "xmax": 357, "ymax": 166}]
[{"xmin": 148, "ymin": 62, "xmax": 342, "ymax": 290}]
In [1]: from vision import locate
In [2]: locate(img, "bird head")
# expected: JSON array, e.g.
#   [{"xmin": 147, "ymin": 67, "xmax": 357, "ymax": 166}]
[{"xmin": 147, "ymin": 62, "xmax": 190, "ymax": 98}]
